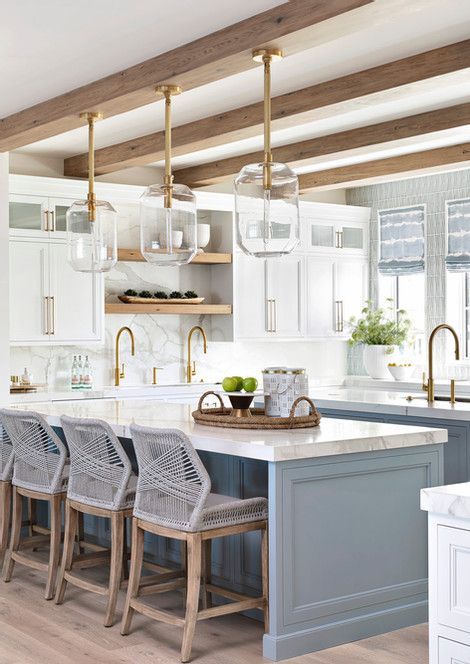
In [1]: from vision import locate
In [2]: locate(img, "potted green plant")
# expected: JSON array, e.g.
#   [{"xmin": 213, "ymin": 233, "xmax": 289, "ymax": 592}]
[{"xmin": 348, "ymin": 300, "xmax": 412, "ymax": 379}]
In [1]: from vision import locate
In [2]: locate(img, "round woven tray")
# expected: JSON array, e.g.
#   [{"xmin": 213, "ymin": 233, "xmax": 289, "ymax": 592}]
[{"xmin": 192, "ymin": 392, "xmax": 321, "ymax": 429}]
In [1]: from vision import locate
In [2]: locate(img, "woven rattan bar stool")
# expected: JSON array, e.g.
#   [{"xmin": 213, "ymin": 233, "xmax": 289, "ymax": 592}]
[
  {"xmin": 121, "ymin": 425, "xmax": 269, "ymax": 663},
  {"xmin": 55, "ymin": 416, "xmax": 138, "ymax": 627},
  {"xmin": 0, "ymin": 420, "xmax": 14, "ymax": 556},
  {"xmin": 0, "ymin": 408, "xmax": 68, "ymax": 600}
]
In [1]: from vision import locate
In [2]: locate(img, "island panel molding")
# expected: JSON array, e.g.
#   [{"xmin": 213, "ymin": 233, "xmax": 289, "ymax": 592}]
[
  {"xmin": 298, "ymin": 142, "xmax": 470, "ymax": 190},
  {"xmin": 0, "ymin": 0, "xmax": 373, "ymax": 151},
  {"xmin": 265, "ymin": 445, "xmax": 443, "ymax": 660},
  {"xmin": 64, "ymin": 40, "xmax": 470, "ymax": 178},
  {"xmin": 176, "ymin": 103, "xmax": 470, "ymax": 187}
]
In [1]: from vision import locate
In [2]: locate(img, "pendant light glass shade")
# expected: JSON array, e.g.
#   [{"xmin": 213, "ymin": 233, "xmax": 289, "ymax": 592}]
[
  {"xmin": 66, "ymin": 199, "xmax": 118, "ymax": 272},
  {"xmin": 235, "ymin": 162, "xmax": 299, "ymax": 257},
  {"xmin": 140, "ymin": 86, "xmax": 197, "ymax": 266},
  {"xmin": 235, "ymin": 49, "xmax": 299, "ymax": 258},
  {"xmin": 66, "ymin": 112, "xmax": 117, "ymax": 273}
]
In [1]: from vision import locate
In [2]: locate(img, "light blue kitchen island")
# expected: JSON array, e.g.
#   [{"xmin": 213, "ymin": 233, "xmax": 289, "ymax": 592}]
[{"xmin": 13, "ymin": 398, "xmax": 447, "ymax": 661}]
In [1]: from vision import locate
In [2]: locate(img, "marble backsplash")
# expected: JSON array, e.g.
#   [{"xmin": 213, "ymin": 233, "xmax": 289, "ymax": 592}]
[{"xmin": 11, "ymin": 318, "xmax": 347, "ymax": 390}]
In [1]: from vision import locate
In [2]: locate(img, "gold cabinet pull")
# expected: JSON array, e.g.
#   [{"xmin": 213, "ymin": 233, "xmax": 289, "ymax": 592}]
[
  {"xmin": 50, "ymin": 210, "xmax": 55, "ymax": 232},
  {"xmin": 43, "ymin": 296, "xmax": 49, "ymax": 334},
  {"xmin": 44, "ymin": 210, "xmax": 50, "ymax": 232},
  {"xmin": 49, "ymin": 296, "xmax": 55, "ymax": 335}
]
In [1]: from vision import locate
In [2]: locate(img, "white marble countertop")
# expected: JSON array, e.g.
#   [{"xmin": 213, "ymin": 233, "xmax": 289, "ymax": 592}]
[
  {"xmin": 309, "ymin": 386, "xmax": 470, "ymax": 421},
  {"xmin": 10, "ymin": 398, "xmax": 447, "ymax": 462},
  {"xmin": 421, "ymin": 482, "xmax": 470, "ymax": 519}
]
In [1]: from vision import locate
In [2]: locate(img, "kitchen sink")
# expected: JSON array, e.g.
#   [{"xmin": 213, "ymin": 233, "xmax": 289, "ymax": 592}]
[{"xmin": 405, "ymin": 393, "xmax": 470, "ymax": 403}]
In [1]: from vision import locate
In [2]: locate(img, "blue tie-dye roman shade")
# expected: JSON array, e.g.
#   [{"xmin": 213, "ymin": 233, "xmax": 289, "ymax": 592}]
[
  {"xmin": 378, "ymin": 205, "xmax": 425, "ymax": 276},
  {"xmin": 446, "ymin": 199, "xmax": 470, "ymax": 272}
]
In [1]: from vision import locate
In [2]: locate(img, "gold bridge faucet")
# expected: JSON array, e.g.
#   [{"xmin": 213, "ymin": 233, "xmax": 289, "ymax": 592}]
[
  {"xmin": 115, "ymin": 326, "xmax": 135, "ymax": 386},
  {"xmin": 422, "ymin": 323, "xmax": 460, "ymax": 403},
  {"xmin": 186, "ymin": 326, "xmax": 207, "ymax": 383}
]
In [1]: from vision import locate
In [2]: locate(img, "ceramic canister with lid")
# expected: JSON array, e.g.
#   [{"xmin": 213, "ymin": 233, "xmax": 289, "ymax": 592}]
[{"xmin": 262, "ymin": 367, "xmax": 309, "ymax": 417}]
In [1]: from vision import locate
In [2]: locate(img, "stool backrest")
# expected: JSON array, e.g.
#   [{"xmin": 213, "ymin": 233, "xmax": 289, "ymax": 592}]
[
  {"xmin": 130, "ymin": 424, "xmax": 210, "ymax": 532},
  {"xmin": 61, "ymin": 416, "xmax": 132, "ymax": 510},
  {"xmin": 0, "ymin": 408, "xmax": 67, "ymax": 493},
  {"xmin": 0, "ymin": 418, "xmax": 13, "ymax": 482}
]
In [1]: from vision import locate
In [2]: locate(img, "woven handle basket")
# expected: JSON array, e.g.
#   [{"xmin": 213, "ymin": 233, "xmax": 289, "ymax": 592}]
[{"xmin": 192, "ymin": 391, "xmax": 321, "ymax": 430}]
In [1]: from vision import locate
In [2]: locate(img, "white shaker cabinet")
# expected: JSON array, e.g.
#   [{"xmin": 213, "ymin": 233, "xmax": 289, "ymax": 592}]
[
  {"xmin": 10, "ymin": 238, "xmax": 103, "ymax": 345},
  {"xmin": 235, "ymin": 253, "xmax": 302, "ymax": 339},
  {"xmin": 306, "ymin": 257, "xmax": 367, "ymax": 338},
  {"xmin": 49, "ymin": 243, "xmax": 102, "ymax": 343},
  {"xmin": 305, "ymin": 257, "xmax": 335, "ymax": 337},
  {"xmin": 421, "ymin": 485, "xmax": 470, "ymax": 664},
  {"xmin": 235, "ymin": 253, "xmax": 268, "ymax": 339},
  {"xmin": 265, "ymin": 255, "xmax": 302, "ymax": 337},
  {"xmin": 9, "ymin": 239, "xmax": 50, "ymax": 343}
]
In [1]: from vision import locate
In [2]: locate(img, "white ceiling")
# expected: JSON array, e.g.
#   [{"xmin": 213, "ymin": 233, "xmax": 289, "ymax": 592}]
[
  {"xmin": 7, "ymin": 0, "xmax": 470, "ymax": 182},
  {"xmin": 0, "ymin": 0, "xmax": 282, "ymax": 117}
]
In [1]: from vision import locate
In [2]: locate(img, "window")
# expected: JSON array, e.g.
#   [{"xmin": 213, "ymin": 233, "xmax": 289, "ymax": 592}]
[
  {"xmin": 377, "ymin": 205, "xmax": 426, "ymax": 354},
  {"xmin": 378, "ymin": 272, "xmax": 426, "ymax": 353},
  {"xmin": 446, "ymin": 198, "xmax": 470, "ymax": 358}
]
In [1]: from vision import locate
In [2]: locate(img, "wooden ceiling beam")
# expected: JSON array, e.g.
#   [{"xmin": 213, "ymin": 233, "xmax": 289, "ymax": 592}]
[
  {"xmin": 175, "ymin": 102, "xmax": 470, "ymax": 186},
  {"xmin": 0, "ymin": 0, "xmax": 372, "ymax": 151},
  {"xmin": 297, "ymin": 142, "xmax": 470, "ymax": 190},
  {"xmin": 64, "ymin": 39, "xmax": 470, "ymax": 178}
]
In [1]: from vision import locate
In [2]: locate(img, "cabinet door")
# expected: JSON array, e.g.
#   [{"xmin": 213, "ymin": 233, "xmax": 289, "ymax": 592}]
[
  {"xmin": 335, "ymin": 260, "xmax": 368, "ymax": 336},
  {"xmin": 438, "ymin": 637, "xmax": 470, "ymax": 663},
  {"xmin": 341, "ymin": 224, "xmax": 366, "ymax": 251},
  {"xmin": 266, "ymin": 255, "xmax": 303, "ymax": 337},
  {"xmin": 9, "ymin": 195, "xmax": 49, "ymax": 237},
  {"xmin": 9, "ymin": 239, "xmax": 50, "ymax": 343},
  {"xmin": 49, "ymin": 197, "xmax": 73, "ymax": 236},
  {"xmin": 305, "ymin": 256, "xmax": 335, "ymax": 337},
  {"xmin": 308, "ymin": 220, "xmax": 336, "ymax": 250},
  {"xmin": 437, "ymin": 525, "xmax": 470, "ymax": 633},
  {"xmin": 49, "ymin": 242, "xmax": 103, "ymax": 343},
  {"xmin": 235, "ymin": 253, "xmax": 268, "ymax": 339}
]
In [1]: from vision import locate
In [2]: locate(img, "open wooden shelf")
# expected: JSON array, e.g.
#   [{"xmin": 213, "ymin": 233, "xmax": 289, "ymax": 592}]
[
  {"xmin": 105, "ymin": 303, "xmax": 232, "ymax": 315},
  {"xmin": 118, "ymin": 248, "xmax": 232, "ymax": 264}
]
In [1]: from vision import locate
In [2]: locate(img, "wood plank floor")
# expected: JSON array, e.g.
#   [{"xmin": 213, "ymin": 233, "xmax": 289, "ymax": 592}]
[{"xmin": 0, "ymin": 565, "xmax": 428, "ymax": 664}]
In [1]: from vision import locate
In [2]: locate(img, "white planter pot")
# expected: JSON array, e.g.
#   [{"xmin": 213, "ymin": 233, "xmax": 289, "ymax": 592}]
[{"xmin": 363, "ymin": 345, "xmax": 397, "ymax": 379}]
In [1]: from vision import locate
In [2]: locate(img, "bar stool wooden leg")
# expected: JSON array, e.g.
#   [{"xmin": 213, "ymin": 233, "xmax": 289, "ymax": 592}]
[
  {"xmin": 181, "ymin": 533, "xmax": 202, "ymax": 663},
  {"xmin": 104, "ymin": 511, "xmax": 124, "ymax": 627},
  {"xmin": 27, "ymin": 497, "xmax": 36, "ymax": 537},
  {"xmin": 0, "ymin": 481, "xmax": 11, "ymax": 555},
  {"xmin": 261, "ymin": 526, "xmax": 269, "ymax": 632},
  {"xmin": 77, "ymin": 512, "xmax": 85, "ymax": 554},
  {"xmin": 121, "ymin": 518, "xmax": 145, "ymax": 636},
  {"xmin": 121, "ymin": 516, "xmax": 129, "ymax": 581},
  {"xmin": 55, "ymin": 501, "xmax": 78, "ymax": 605},
  {"xmin": 2, "ymin": 486, "xmax": 22, "ymax": 582},
  {"xmin": 45, "ymin": 493, "xmax": 62, "ymax": 600},
  {"xmin": 202, "ymin": 539, "xmax": 212, "ymax": 610}
]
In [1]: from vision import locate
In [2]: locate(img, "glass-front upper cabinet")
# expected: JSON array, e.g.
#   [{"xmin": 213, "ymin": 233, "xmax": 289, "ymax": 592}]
[
  {"xmin": 9, "ymin": 195, "xmax": 72, "ymax": 237},
  {"xmin": 304, "ymin": 218, "xmax": 367, "ymax": 254}
]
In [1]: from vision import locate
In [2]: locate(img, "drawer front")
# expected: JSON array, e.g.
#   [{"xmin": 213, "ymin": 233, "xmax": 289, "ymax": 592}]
[
  {"xmin": 439, "ymin": 637, "xmax": 470, "ymax": 663},
  {"xmin": 438, "ymin": 525, "xmax": 470, "ymax": 632}
]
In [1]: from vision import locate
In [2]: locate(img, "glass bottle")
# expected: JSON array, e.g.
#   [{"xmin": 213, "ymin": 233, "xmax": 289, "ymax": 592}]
[{"xmin": 71, "ymin": 356, "xmax": 79, "ymax": 390}]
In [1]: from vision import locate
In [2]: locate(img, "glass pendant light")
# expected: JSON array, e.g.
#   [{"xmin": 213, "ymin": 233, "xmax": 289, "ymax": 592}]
[
  {"xmin": 235, "ymin": 49, "xmax": 299, "ymax": 258},
  {"xmin": 140, "ymin": 86, "xmax": 197, "ymax": 266},
  {"xmin": 66, "ymin": 113, "xmax": 118, "ymax": 272}
]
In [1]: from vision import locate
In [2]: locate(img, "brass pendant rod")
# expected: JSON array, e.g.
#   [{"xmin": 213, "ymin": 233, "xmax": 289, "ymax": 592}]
[
  {"xmin": 164, "ymin": 89, "xmax": 173, "ymax": 208},
  {"xmin": 80, "ymin": 111, "xmax": 103, "ymax": 222},
  {"xmin": 155, "ymin": 84, "xmax": 182, "ymax": 209},
  {"xmin": 263, "ymin": 54, "xmax": 273, "ymax": 171},
  {"xmin": 87, "ymin": 116, "xmax": 96, "ymax": 221},
  {"xmin": 252, "ymin": 48, "xmax": 282, "ymax": 191}
]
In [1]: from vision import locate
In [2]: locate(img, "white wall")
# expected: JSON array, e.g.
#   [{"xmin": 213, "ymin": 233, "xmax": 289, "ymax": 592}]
[{"xmin": 0, "ymin": 154, "xmax": 9, "ymax": 403}]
